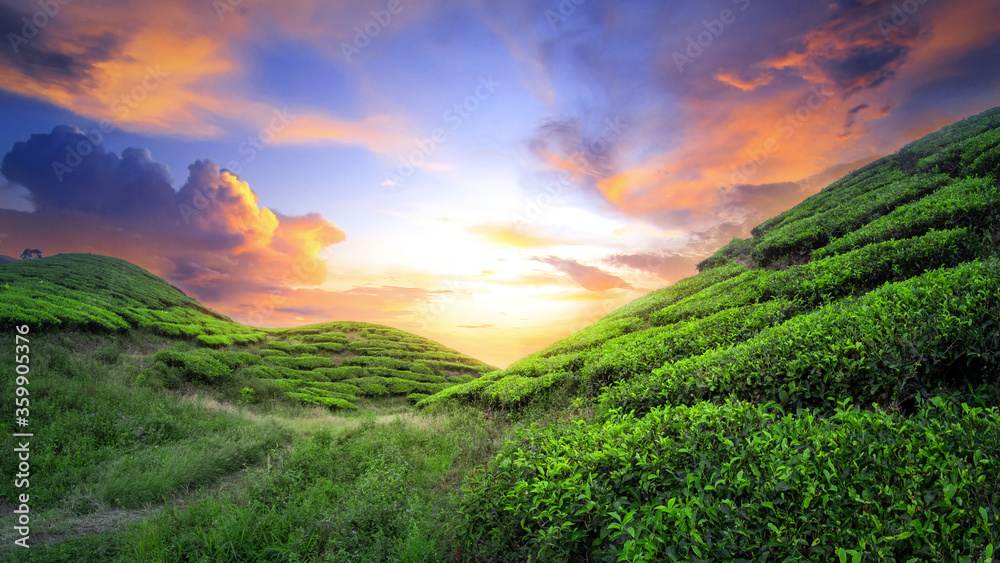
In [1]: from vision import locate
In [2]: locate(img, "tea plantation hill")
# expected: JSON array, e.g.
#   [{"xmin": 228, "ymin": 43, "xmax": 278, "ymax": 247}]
[
  {"xmin": 422, "ymin": 106, "xmax": 1000, "ymax": 560},
  {"xmin": 0, "ymin": 253, "xmax": 500, "ymax": 562},
  {"xmin": 0, "ymin": 253, "xmax": 494, "ymax": 410}
]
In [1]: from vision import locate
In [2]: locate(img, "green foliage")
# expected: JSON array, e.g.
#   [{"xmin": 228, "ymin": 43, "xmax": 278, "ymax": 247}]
[
  {"xmin": 266, "ymin": 353, "xmax": 337, "ymax": 370},
  {"xmin": 816, "ymin": 176, "xmax": 1000, "ymax": 258},
  {"xmin": 429, "ymin": 108, "xmax": 1000, "ymax": 560},
  {"xmin": 459, "ymin": 397, "xmax": 1000, "ymax": 561},
  {"xmin": 238, "ymin": 386, "xmax": 256, "ymax": 405},
  {"xmin": 123, "ymin": 414, "xmax": 503, "ymax": 563},
  {"xmin": 695, "ymin": 236, "xmax": 753, "ymax": 271},
  {"xmin": 152, "ymin": 350, "xmax": 233, "ymax": 383},
  {"xmin": 603, "ymin": 261, "xmax": 747, "ymax": 323},
  {"xmin": 0, "ymin": 334, "xmax": 288, "ymax": 513},
  {"xmin": 0, "ymin": 254, "xmax": 268, "ymax": 345},
  {"xmin": 583, "ymin": 298, "xmax": 802, "ymax": 389},
  {"xmin": 751, "ymin": 173, "xmax": 949, "ymax": 267},
  {"xmin": 603, "ymin": 258, "xmax": 1000, "ymax": 416}
]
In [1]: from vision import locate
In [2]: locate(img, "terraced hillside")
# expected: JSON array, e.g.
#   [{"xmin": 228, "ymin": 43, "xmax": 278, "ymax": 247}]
[
  {"xmin": 252, "ymin": 322, "xmax": 493, "ymax": 409},
  {"xmin": 0, "ymin": 253, "xmax": 498, "ymax": 562},
  {"xmin": 427, "ymin": 107, "xmax": 1000, "ymax": 560},
  {"xmin": 0, "ymin": 253, "xmax": 494, "ymax": 411}
]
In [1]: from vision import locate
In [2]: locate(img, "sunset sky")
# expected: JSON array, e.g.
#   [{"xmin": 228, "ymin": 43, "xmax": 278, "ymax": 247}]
[{"xmin": 1, "ymin": 0, "xmax": 999, "ymax": 366}]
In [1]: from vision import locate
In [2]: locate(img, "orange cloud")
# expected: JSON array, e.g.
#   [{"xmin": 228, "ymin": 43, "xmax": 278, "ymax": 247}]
[
  {"xmin": 0, "ymin": 0, "xmax": 410, "ymax": 151},
  {"xmin": 714, "ymin": 71, "xmax": 774, "ymax": 92},
  {"xmin": 0, "ymin": 127, "xmax": 344, "ymax": 316},
  {"xmin": 271, "ymin": 112, "xmax": 410, "ymax": 152}
]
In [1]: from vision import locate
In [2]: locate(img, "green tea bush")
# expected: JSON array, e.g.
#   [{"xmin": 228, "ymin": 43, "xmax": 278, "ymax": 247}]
[
  {"xmin": 266, "ymin": 354, "xmax": 336, "ymax": 370},
  {"xmin": 531, "ymin": 317, "xmax": 645, "ymax": 359},
  {"xmin": 152, "ymin": 350, "xmax": 232, "ymax": 382},
  {"xmin": 406, "ymin": 392, "xmax": 430, "ymax": 404},
  {"xmin": 342, "ymin": 355, "xmax": 413, "ymax": 371},
  {"xmin": 302, "ymin": 333, "xmax": 350, "ymax": 344},
  {"xmin": 695, "ymin": 237, "xmax": 752, "ymax": 271},
  {"xmin": 361, "ymin": 383, "xmax": 390, "ymax": 397},
  {"xmin": 603, "ymin": 258, "xmax": 1000, "ymax": 416},
  {"xmin": 583, "ymin": 298, "xmax": 801, "ymax": 389},
  {"xmin": 752, "ymin": 158, "xmax": 905, "ymax": 238},
  {"xmin": 196, "ymin": 333, "xmax": 234, "ymax": 347},
  {"xmin": 459, "ymin": 397, "xmax": 1000, "ymax": 561},
  {"xmin": 259, "ymin": 348, "xmax": 288, "ymax": 357},
  {"xmin": 751, "ymin": 173, "xmax": 949, "ymax": 267},
  {"xmin": 603, "ymin": 262, "xmax": 747, "ymax": 322},
  {"xmin": 651, "ymin": 269, "xmax": 769, "ymax": 326},
  {"xmin": 285, "ymin": 392, "xmax": 357, "ymax": 410},
  {"xmin": 816, "ymin": 177, "xmax": 1000, "ymax": 258},
  {"xmin": 768, "ymin": 227, "xmax": 985, "ymax": 306}
]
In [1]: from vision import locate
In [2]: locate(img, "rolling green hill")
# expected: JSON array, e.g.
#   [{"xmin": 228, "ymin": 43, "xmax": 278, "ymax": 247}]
[
  {"xmin": 0, "ymin": 253, "xmax": 493, "ymax": 411},
  {"xmin": 0, "ymin": 254, "xmax": 499, "ymax": 562},
  {"xmin": 424, "ymin": 107, "xmax": 1000, "ymax": 561},
  {"xmin": 0, "ymin": 254, "xmax": 16, "ymax": 264}
]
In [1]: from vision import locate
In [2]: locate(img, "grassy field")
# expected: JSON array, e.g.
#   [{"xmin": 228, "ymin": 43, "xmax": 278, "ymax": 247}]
[{"xmin": 0, "ymin": 106, "xmax": 998, "ymax": 561}]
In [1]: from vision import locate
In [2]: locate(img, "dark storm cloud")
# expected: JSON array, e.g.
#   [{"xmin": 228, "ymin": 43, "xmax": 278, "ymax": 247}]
[
  {"xmin": 1, "ymin": 126, "xmax": 177, "ymax": 220},
  {"xmin": 0, "ymin": 4, "xmax": 121, "ymax": 88},
  {"xmin": 0, "ymin": 126, "xmax": 345, "ymax": 310}
]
